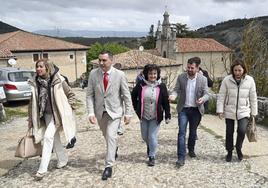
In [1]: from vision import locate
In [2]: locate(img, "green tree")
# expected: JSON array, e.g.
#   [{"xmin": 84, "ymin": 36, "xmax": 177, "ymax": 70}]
[
  {"xmin": 172, "ymin": 23, "xmax": 199, "ymax": 38},
  {"xmin": 241, "ymin": 20, "xmax": 268, "ymax": 97},
  {"xmin": 142, "ymin": 24, "xmax": 156, "ymax": 49},
  {"xmin": 87, "ymin": 42, "xmax": 129, "ymax": 72}
]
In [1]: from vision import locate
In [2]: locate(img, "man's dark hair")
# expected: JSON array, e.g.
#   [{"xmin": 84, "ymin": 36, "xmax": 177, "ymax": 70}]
[
  {"xmin": 187, "ymin": 57, "xmax": 201, "ymax": 66},
  {"xmin": 143, "ymin": 64, "xmax": 161, "ymax": 81},
  {"xmin": 100, "ymin": 50, "xmax": 113, "ymax": 59}
]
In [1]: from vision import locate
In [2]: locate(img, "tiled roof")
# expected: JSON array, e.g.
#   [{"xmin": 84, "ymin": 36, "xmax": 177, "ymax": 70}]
[
  {"xmin": 176, "ymin": 38, "xmax": 232, "ymax": 53},
  {"xmin": 0, "ymin": 48, "xmax": 14, "ymax": 58},
  {"xmin": 92, "ymin": 50, "xmax": 181, "ymax": 69},
  {"xmin": 0, "ymin": 31, "xmax": 89, "ymax": 52},
  {"xmin": 144, "ymin": 49, "xmax": 161, "ymax": 56}
]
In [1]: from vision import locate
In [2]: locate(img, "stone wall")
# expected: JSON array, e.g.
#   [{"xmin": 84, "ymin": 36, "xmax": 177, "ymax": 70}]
[{"xmin": 257, "ymin": 97, "xmax": 268, "ymax": 121}]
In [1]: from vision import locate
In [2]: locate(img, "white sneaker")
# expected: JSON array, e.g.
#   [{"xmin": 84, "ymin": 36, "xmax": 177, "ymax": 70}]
[
  {"xmin": 56, "ymin": 162, "xmax": 68, "ymax": 169},
  {"xmin": 34, "ymin": 172, "xmax": 46, "ymax": 181}
]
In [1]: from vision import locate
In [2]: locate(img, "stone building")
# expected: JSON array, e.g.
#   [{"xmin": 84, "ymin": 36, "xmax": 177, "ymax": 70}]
[
  {"xmin": 155, "ymin": 11, "xmax": 233, "ymax": 79},
  {"xmin": 91, "ymin": 50, "xmax": 182, "ymax": 90},
  {"xmin": 0, "ymin": 31, "xmax": 89, "ymax": 81}
]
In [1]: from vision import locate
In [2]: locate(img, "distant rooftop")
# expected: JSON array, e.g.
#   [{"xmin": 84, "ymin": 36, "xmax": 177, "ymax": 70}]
[
  {"xmin": 92, "ymin": 50, "xmax": 181, "ymax": 69},
  {"xmin": 176, "ymin": 38, "xmax": 232, "ymax": 53},
  {"xmin": 0, "ymin": 30, "xmax": 89, "ymax": 52}
]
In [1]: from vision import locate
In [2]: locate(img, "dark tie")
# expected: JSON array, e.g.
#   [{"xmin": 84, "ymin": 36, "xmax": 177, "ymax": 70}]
[{"xmin": 103, "ymin": 72, "xmax": 108, "ymax": 91}]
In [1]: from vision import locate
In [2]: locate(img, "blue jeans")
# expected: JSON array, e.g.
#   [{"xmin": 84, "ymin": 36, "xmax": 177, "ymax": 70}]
[
  {"xmin": 177, "ymin": 107, "xmax": 201, "ymax": 160},
  {"xmin": 140, "ymin": 119, "xmax": 160, "ymax": 158}
]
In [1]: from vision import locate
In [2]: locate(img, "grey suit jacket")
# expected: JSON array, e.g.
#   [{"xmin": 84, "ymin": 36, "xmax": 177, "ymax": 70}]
[
  {"xmin": 86, "ymin": 67, "xmax": 133, "ymax": 120},
  {"xmin": 171, "ymin": 72, "xmax": 209, "ymax": 115}
]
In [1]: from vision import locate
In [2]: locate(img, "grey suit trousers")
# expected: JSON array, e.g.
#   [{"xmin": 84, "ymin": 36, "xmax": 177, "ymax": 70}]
[{"xmin": 98, "ymin": 112, "xmax": 121, "ymax": 167}]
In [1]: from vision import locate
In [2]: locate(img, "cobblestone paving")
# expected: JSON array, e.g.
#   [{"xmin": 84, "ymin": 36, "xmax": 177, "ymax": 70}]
[{"xmin": 0, "ymin": 88, "xmax": 267, "ymax": 188}]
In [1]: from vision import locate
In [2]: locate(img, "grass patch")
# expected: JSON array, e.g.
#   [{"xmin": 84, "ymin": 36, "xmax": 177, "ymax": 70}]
[
  {"xmin": 5, "ymin": 108, "xmax": 28, "ymax": 117},
  {"xmin": 0, "ymin": 107, "xmax": 28, "ymax": 122},
  {"xmin": 200, "ymin": 124, "xmax": 224, "ymax": 143}
]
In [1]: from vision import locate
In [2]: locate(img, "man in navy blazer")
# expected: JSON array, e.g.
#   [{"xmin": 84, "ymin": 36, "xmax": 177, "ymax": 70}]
[
  {"xmin": 169, "ymin": 57, "xmax": 209, "ymax": 167},
  {"xmin": 86, "ymin": 50, "xmax": 133, "ymax": 180}
]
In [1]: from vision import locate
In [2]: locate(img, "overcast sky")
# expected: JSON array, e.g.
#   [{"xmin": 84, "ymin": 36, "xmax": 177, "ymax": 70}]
[{"xmin": 0, "ymin": 0, "xmax": 267, "ymax": 32}]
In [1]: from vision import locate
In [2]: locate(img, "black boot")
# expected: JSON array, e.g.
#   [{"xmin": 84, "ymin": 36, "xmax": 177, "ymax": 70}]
[
  {"xmin": 226, "ymin": 151, "xmax": 232, "ymax": 162},
  {"xmin": 147, "ymin": 145, "xmax": 149, "ymax": 157},
  {"xmin": 236, "ymin": 148, "xmax": 243, "ymax": 161},
  {"xmin": 148, "ymin": 156, "xmax": 155, "ymax": 166}
]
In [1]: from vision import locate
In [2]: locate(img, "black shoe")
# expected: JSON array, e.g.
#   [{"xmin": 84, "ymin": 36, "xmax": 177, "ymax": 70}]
[
  {"xmin": 115, "ymin": 147, "xmax": 118, "ymax": 160},
  {"xmin": 236, "ymin": 149, "xmax": 243, "ymax": 161},
  {"xmin": 176, "ymin": 160, "xmax": 185, "ymax": 168},
  {"xmin": 147, "ymin": 145, "xmax": 149, "ymax": 157},
  {"xmin": 226, "ymin": 151, "xmax": 232, "ymax": 162},
  {"xmin": 148, "ymin": 156, "xmax": 155, "ymax": 167},
  {"xmin": 188, "ymin": 150, "xmax": 196, "ymax": 158},
  {"xmin": 66, "ymin": 137, "xmax": 76, "ymax": 149},
  {"xmin": 117, "ymin": 132, "xmax": 123, "ymax": 136},
  {"xmin": 101, "ymin": 167, "xmax": 112, "ymax": 180}
]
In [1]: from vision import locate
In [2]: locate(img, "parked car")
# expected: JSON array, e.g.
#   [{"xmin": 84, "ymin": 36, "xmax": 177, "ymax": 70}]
[{"xmin": 0, "ymin": 67, "xmax": 35, "ymax": 102}]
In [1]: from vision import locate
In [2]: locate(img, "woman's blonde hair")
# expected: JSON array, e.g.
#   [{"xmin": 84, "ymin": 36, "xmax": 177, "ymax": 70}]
[{"xmin": 35, "ymin": 58, "xmax": 55, "ymax": 78}]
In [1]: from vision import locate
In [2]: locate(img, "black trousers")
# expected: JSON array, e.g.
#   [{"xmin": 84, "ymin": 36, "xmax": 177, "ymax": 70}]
[{"xmin": 225, "ymin": 117, "xmax": 249, "ymax": 152}]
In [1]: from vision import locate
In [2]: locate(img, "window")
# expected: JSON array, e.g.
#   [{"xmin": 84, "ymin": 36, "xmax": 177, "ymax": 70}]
[
  {"xmin": 70, "ymin": 54, "xmax": 74, "ymax": 60},
  {"xmin": 8, "ymin": 71, "xmax": 35, "ymax": 82},
  {"xmin": 43, "ymin": 53, "xmax": 48, "ymax": 59},
  {"xmin": 163, "ymin": 51, "xmax": 167, "ymax": 58},
  {"xmin": 33, "ymin": 54, "xmax": 39, "ymax": 62}
]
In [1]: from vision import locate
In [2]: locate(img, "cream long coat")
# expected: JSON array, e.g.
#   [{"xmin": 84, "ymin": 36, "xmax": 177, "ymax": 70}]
[{"xmin": 28, "ymin": 73, "xmax": 76, "ymax": 144}]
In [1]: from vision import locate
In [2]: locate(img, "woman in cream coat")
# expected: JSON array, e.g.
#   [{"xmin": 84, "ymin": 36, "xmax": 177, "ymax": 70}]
[
  {"xmin": 217, "ymin": 59, "xmax": 257, "ymax": 162},
  {"xmin": 28, "ymin": 59, "xmax": 76, "ymax": 180}
]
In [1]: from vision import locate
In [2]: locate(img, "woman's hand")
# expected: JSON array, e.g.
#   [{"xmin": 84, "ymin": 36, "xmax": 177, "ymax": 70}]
[{"xmin": 218, "ymin": 113, "xmax": 224, "ymax": 119}]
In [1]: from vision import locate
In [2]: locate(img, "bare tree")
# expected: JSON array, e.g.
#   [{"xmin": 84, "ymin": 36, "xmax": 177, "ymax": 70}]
[{"xmin": 241, "ymin": 20, "xmax": 268, "ymax": 97}]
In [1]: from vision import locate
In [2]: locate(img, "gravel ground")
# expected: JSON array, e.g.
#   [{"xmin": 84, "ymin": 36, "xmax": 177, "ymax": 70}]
[{"xmin": 0, "ymin": 88, "xmax": 267, "ymax": 188}]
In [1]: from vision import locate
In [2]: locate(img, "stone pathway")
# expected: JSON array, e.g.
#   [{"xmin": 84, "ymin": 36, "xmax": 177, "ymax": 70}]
[{"xmin": 0, "ymin": 88, "xmax": 267, "ymax": 187}]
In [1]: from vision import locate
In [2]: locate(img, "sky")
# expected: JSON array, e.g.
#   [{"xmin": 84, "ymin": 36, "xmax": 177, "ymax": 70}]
[{"xmin": 0, "ymin": 0, "xmax": 267, "ymax": 32}]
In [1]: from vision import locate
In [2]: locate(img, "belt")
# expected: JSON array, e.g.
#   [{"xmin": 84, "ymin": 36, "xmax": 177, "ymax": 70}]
[{"xmin": 183, "ymin": 107, "xmax": 198, "ymax": 109}]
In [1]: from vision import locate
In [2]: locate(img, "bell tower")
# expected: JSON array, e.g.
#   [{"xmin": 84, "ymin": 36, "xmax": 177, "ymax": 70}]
[{"xmin": 156, "ymin": 10, "xmax": 176, "ymax": 59}]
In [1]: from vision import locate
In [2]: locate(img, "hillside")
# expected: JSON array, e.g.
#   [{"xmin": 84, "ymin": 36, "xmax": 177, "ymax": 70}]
[
  {"xmin": 197, "ymin": 16, "xmax": 268, "ymax": 49},
  {"xmin": 60, "ymin": 37, "xmax": 143, "ymax": 49},
  {"xmin": 34, "ymin": 29, "xmax": 147, "ymax": 38},
  {"xmin": 0, "ymin": 21, "xmax": 20, "ymax": 34}
]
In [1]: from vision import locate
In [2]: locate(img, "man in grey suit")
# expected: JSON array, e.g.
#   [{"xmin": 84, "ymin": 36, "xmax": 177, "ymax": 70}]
[
  {"xmin": 169, "ymin": 57, "xmax": 209, "ymax": 168},
  {"xmin": 86, "ymin": 50, "xmax": 133, "ymax": 180}
]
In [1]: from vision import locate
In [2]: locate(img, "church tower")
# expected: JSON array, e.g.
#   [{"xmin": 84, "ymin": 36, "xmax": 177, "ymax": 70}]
[{"xmin": 156, "ymin": 10, "xmax": 176, "ymax": 59}]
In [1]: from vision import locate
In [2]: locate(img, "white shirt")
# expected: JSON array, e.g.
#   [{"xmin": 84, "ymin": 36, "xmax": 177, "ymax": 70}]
[{"xmin": 184, "ymin": 75, "xmax": 197, "ymax": 107}]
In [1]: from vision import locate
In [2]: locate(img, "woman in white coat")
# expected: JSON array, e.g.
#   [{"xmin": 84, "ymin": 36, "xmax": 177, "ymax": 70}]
[
  {"xmin": 217, "ymin": 59, "xmax": 257, "ymax": 162},
  {"xmin": 28, "ymin": 59, "xmax": 76, "ymax": 180}
]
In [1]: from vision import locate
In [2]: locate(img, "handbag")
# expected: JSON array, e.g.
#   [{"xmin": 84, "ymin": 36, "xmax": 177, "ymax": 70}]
[
  {"xmin": 15, "ymin": 129, "xmax": 42, "ymax": 158},
  {"xmin": 246, "ymin": 116, "xmax": 257, "ymax": 142}
]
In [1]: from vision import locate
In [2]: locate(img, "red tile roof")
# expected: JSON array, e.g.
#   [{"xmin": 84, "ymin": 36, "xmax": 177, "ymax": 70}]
[
  {"xmin": 0, "ymin": 31, "xmax": 89, "ymax": 52},
  {"xmin": 0, "ymin": 48, "xmax": 14, "ymax": 58},
  {"xmin": 92, "ymin": 50, "xmax": 181, "ymax": 69},
  {"xmin": 176, "ymin": 38, "xmax": 232, "ymax": 53}
]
